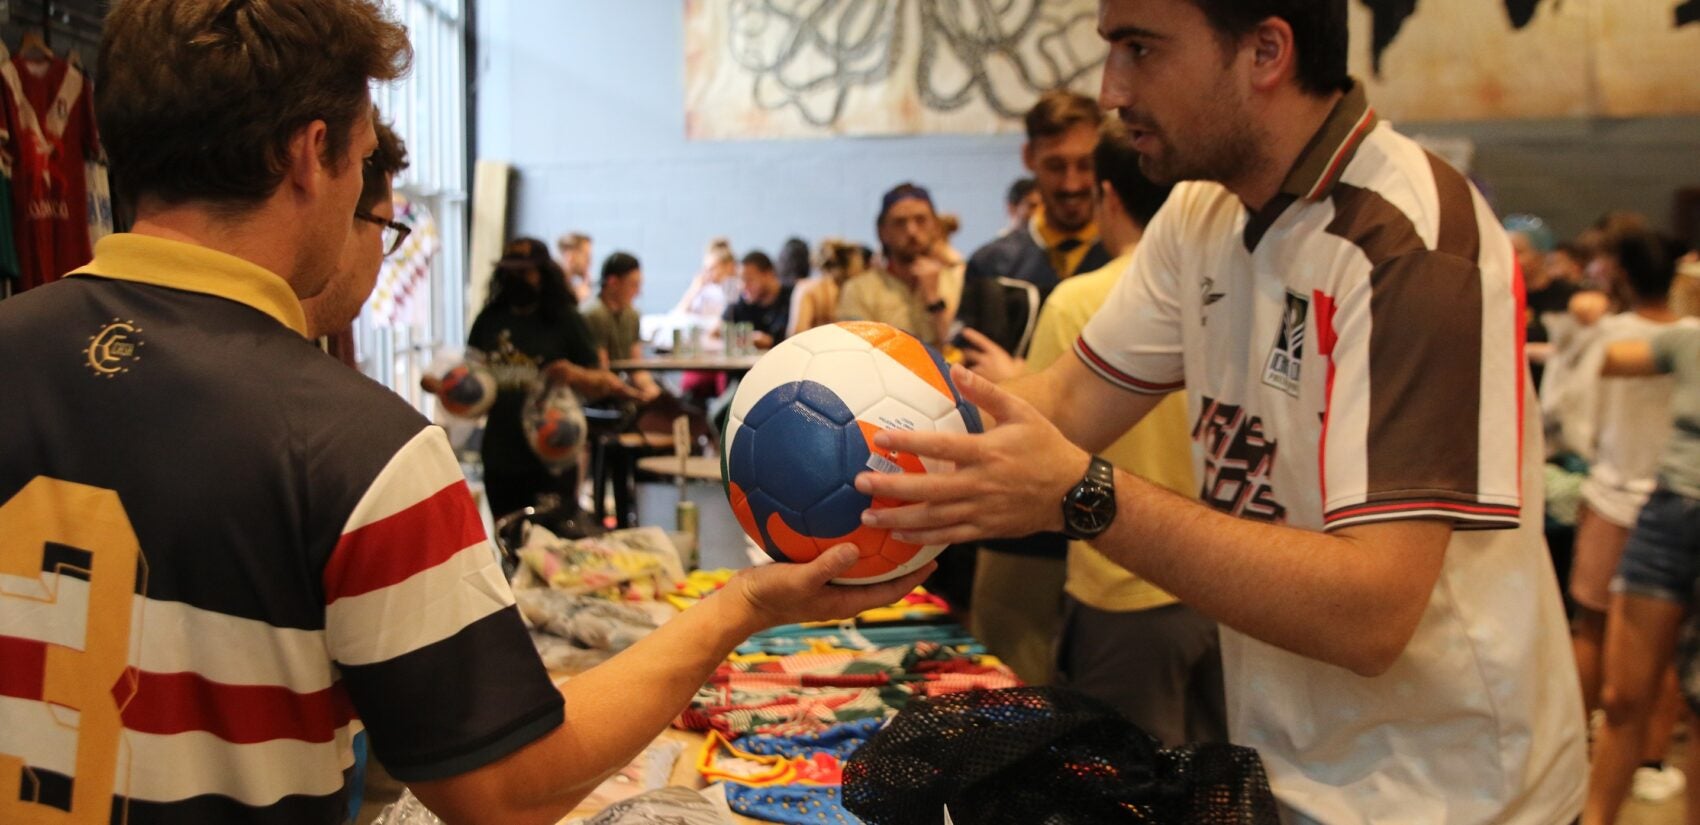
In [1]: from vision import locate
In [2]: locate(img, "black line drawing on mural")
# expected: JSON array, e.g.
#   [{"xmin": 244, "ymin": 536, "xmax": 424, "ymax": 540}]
[{"xmin": 725, "ymin": 0, "xmax": 1105, "ymax": 128}]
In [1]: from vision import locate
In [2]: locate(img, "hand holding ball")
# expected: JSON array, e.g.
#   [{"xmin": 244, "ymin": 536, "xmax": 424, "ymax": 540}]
[{"xmin": 722, "ymin": 322, "xmax": 982, "ymax": 584}]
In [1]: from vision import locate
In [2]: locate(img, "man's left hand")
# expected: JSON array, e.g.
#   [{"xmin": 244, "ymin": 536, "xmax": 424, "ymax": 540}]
[
  {"xmin": 958, "ymin": 327, "xmax": 1025, "ymax": 384},
  {"xmin": 855, "ymin": 365, "xmax": 1088, "ymax": 546}
]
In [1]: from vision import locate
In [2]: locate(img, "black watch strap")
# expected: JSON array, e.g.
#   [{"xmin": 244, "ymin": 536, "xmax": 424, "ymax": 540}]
[
  {"xmin": 1085, "ymin": 455, "xmax": 1114, "ymax": 487},
  {"xmin": 1062, "ymin": 456, "xmax": 1118, "ymax": 541}
]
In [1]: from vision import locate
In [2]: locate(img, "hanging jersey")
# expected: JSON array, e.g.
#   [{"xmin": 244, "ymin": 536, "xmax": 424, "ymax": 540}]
[
  {"xmin": 84, "ymin": 159, "xmax": 113, "ymax": 245},
  {"xmin": 0, "ymin": 48, "xmax": 97, "ymax": 290}
]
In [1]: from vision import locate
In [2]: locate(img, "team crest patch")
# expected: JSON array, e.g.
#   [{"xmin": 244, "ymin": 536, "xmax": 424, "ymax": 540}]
[
  {"xmin": 85, "ymin": 318, "xmax": 144, "ymax": 379},
  {"xmin": 1262, "ymin": 292, "xmax": 1307, "ymax": 397}
]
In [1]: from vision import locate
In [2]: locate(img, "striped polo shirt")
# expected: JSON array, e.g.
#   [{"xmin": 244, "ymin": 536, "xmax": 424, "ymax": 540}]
[
  {"xmin": 0, "ymin": 235, "xmax": 562, "ymax": 824},
  {"xmin": 1078, "ymin": 85, "xmax": 1585, "ymax": 823}
]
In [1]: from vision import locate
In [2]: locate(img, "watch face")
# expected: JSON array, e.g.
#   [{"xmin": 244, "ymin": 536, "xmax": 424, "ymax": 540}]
[{"xmin": 1066, "ymin": 484, "xmax": 1116, "ymax": 534}]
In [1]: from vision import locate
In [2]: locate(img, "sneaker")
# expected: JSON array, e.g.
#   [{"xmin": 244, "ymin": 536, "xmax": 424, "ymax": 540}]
[{"xmin": 1632, "ymin": 765, "xmax": 1686, "ymax": 803}]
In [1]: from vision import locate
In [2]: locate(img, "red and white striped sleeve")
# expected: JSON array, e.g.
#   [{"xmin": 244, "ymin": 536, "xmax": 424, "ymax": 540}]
[{"xmin": 322, "ymin": 426, "xmax": 563, "ymax": 782}]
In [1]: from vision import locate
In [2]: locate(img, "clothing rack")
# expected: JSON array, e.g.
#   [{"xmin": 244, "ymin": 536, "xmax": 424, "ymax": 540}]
[{"xmin": 3, "ymin": 0, "xmax": 105, "ymax": 63}]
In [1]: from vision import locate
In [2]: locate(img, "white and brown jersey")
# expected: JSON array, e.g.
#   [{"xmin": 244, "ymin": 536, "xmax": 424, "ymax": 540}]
[
  {"xmin": 1079, "ymin": 85, "xmax": 1585, "ymax": 823},
  {"xmin": 0, "ymin": 236, "xmax": 563, "ymax": 824}
]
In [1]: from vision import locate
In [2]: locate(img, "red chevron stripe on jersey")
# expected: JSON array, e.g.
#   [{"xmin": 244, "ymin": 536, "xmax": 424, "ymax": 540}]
[{"xmin": 322, "ymin": 480, "xmax": 486, "ymax": 603}]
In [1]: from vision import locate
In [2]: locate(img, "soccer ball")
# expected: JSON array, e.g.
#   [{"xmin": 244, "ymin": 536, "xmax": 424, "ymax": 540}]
[
  {"xmin": 523, "ymin": 379, "xmax": 588, "ymax": 471},
  {"xmin": 437, "ymin": 362, "xmax": 497, "ymax": 418},
  {"xmin": 722, "ymin": 322, "xmax": 983, "ymax": 585}
]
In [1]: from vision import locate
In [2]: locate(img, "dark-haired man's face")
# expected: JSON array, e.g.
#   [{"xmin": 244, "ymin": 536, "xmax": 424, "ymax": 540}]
[
  {"xmin": 1097, "ymin": 0, "xmax": 1262, "ymax": 188},
  {"xmin": 879, "ymin": 198, "xmax": 937, "ymax": 264},
  {"xmin": 740, "ymin": 263, "xmax": 779, "ymax": 305},
  {"xmin": 1023, "ymin": 124, "xmax": 1098, "ymax": 233}
]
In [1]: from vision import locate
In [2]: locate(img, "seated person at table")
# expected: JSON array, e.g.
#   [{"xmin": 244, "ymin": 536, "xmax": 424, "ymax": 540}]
[
  {"xmin": 836, "ymin": 183, "xmax": 961, "ymax": 348},
  {"xmin": 585, "ymin": 251, "xmax": 662, "ymax": 402},
  {"xmin": 788, "ymin": 239, "xmax": 868, "ymax": 337},
  {"xmin": 724, "ymin": 250, "xmax": 793, "ymax": 350},
  {"xmin": 673, "ymin": 237, "xmax": 738, "ymax": 327}
]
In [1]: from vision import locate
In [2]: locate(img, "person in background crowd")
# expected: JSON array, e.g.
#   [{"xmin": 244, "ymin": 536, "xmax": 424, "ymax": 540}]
[
  {"xmin": 455, "ymin": 238, "xmax": 627, "ymax": 518},
  {"xmin": 958, "ymin": 90, "xmax": 1111, "ymax": 356},
  {"xmin": 836, "ymin": 183, "xmax": 961, "ymax": 348},
  {"xmin": 857, "ymin": 0, "xmax": 1585, "ymax": 819},
  {"xmin": 788, "ymin": 238, "xmax": 866, "ymax": 337},
  {"xmin": 951, "ymin": 120, "xmax": 1223, "ymax": 735},
  {"xmin": 1556, "ymin": 230, "xmax": 1696, "ymax": 807},
  {"xmin": 776, "ymin": 236, "xmax": 812, "ymax": 286},
  {"xmin": 555, "ymin": 231, "xmax": 594, "ymax": 304},
  {"xmin": 1508, "ymin": 213, "xmax": 1573, "ymax": 390},
  {"xmin": 1582, "ymin": 234, "xmax": 1700, "ymax": 824},
  {"xmin": 302, "ymin": 117, "xmax": 409, "ymax": 346},
  {"xmin": 673, "ymin": 236, "xmax": 737, "ymax": 326},
  {"xmin": 950, "ymin": 90, "xmax": 1112, "ymax": 679},
  {"xmin": 1001, "ymin": 176, "xmax": 1040, "ymax": 238},
  {"xmin": 586, "ymin": 251, "xmax": 662, "ymax": 402},
  {"xmin": 723, "ymin": 250, "xmax": 793, "ymax": 350}
]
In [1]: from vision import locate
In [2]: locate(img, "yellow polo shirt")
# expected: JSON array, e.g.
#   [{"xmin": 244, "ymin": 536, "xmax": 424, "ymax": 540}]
[{"xmin": 1025, "ymin": 252, "xmax": 1194, "ymax": 612}]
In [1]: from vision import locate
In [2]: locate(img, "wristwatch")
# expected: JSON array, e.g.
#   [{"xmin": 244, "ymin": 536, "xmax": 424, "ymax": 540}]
[
  {"xmin": 1061, "ymin": 456, "xmax": 1117, "ymax": 540},
  {"xmin": 924, "ymin": 298, "xmax": 948, "ymax": 314}
]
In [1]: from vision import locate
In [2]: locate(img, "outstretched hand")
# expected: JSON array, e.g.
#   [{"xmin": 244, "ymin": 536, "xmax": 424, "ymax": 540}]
[
  {"xmin": 854, "ymin": 365, "xmax": 1087, "ymax": 546},
  {"xmin": 957, "ymin": 327, "xmax": 1026, "ymax": 384},
  {"xmin": 729, "ymin": 545, "xmax": 935, "ymax": 630}
]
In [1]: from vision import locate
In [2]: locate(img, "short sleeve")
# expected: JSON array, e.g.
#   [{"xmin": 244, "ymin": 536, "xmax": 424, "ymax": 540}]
[
  {"xmin": 558, "ymin": 311, "xmax": 601, "ymax": 368},
  {"xmin": 1317, "ymin": 249, "xmax": 1524, "ymax": 532},
  {"xmin": 1652, "ymin": 325, "xmax": 1700, "ymax": 376},
  {"xmin": 582, "ymin": 308, "xmax": 614, "ymax": 358},
  {"xmin": 322, "ymin": 427, "xmax": 562, "ymax": 781},
  {"xmin": 1076, "ymin": 200, "xmax": 1187, "ymax": 394}
]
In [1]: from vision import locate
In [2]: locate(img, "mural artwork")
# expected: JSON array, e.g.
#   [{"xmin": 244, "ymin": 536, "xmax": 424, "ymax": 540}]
[{"xmin": 684, "ymin": 0, "xmax": 1700, "ymax": 140}]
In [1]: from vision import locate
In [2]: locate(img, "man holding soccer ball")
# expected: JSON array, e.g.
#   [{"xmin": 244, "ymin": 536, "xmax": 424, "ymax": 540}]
[{"xmin": 857, "ymin": 0, "xmax": 1587, "ymax": 822}]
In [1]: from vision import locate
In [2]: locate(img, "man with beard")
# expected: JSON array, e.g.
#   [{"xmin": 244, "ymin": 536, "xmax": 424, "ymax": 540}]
[
  {"xmin": 958, "ymin": 90, "xmax": 1112, "ymax": 356},
  {"xmin": 836, "ymin": 182, "xmax": 961, "ymax": 348},
  {"xmin": 854, "ymin": 0, "xmax": 1586, "ymax": 821}
]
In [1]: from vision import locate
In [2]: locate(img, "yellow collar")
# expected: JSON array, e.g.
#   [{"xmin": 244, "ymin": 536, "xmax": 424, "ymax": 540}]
[
  {"xmin": 67, "ymin": 234, "xmax": 307, "ymax": 336},
  {"xmin": 1029, "ymin": 205, "xmax": 1098, "ymax": 250}
]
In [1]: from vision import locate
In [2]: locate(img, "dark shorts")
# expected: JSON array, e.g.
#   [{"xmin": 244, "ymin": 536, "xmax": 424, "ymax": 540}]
[
  {"xmin": 1053, "ymin": 596, "xmax": 1227, "ymax": 747},
  {"xmin": 1611, "ymin": 486, "xmax": 1700, "ymax": 607}
]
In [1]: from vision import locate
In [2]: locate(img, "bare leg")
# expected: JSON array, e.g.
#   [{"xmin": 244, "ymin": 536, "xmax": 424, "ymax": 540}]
[{"xmin": 1583, "ymin": 594, "xmax": 1688, "ymax": 825}]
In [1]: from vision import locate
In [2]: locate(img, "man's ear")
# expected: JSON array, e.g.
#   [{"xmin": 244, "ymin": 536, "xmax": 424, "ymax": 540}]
[
  {"xmin": 285, "ymin": 119, "xmax": 332, "ymax": 197},
  {"xmin": 1246, "ymin": 17, "xmax": 1298, "ymax": 94}
]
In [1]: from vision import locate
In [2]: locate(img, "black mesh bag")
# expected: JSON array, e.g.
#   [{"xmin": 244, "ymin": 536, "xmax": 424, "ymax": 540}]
[{"xmin": 843, "ymin": 687, "xmax": 1278, "ymax": 825}]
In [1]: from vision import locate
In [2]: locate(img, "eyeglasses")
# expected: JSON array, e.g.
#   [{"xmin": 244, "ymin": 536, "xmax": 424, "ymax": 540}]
[{"xmin": 355, "ymin": 210, "xmax": 411, "ymax": 258}]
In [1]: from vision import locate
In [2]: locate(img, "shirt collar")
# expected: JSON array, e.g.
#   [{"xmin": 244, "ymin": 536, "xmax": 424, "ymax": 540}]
[
  {"xmin": 1276, "ymin": 80, "xmax": 1379, "ymax": 203},
  {"xmin": 1029, "ymin": 205, "xmax": 1099, "ymax": 250},
  {"xmin": 68, "ymin": 234, "xmax": 308, "ymax": 336}
]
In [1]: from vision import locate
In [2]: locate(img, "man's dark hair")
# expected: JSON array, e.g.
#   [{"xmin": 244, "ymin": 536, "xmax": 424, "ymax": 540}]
[
  {"xmin": 1024, "ymin": 89, "xmax": 1102, "ymax": 142},
  {"xmin": 742, "ymin": 250, "xmax": 775, "ymax": 273},
  {"xmin": 99, "ymin": 0, "xmax": 412, "ymax": 210},
  {"xmin": 1094, "ymin": 121, "xmax": 1172, "ymax": 228},
  {"xmin": 1006, "ymin": 177, "xmax": 1037, "ymax": 208},
  {"xmin": 358, "ymin": 118, "xmax": 409, "ymax": 213},
  {"xmin": 1188, "ymin": 0, "xmax": 1349, "ymax": 96},
  {"xmin": 1613, "ymin": 230, "xmax": 1684, "ymax": 303},
  {"xmin": 488, "ymin": 237, "xmax": 573, "ymax": 320},
  {"xmin": 601, "ymin": 252, "xmax": 641, "ymax": 285},
  {"xmin": 775, "ymin": 238, "xmax": 810, "ymax": 284}
]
